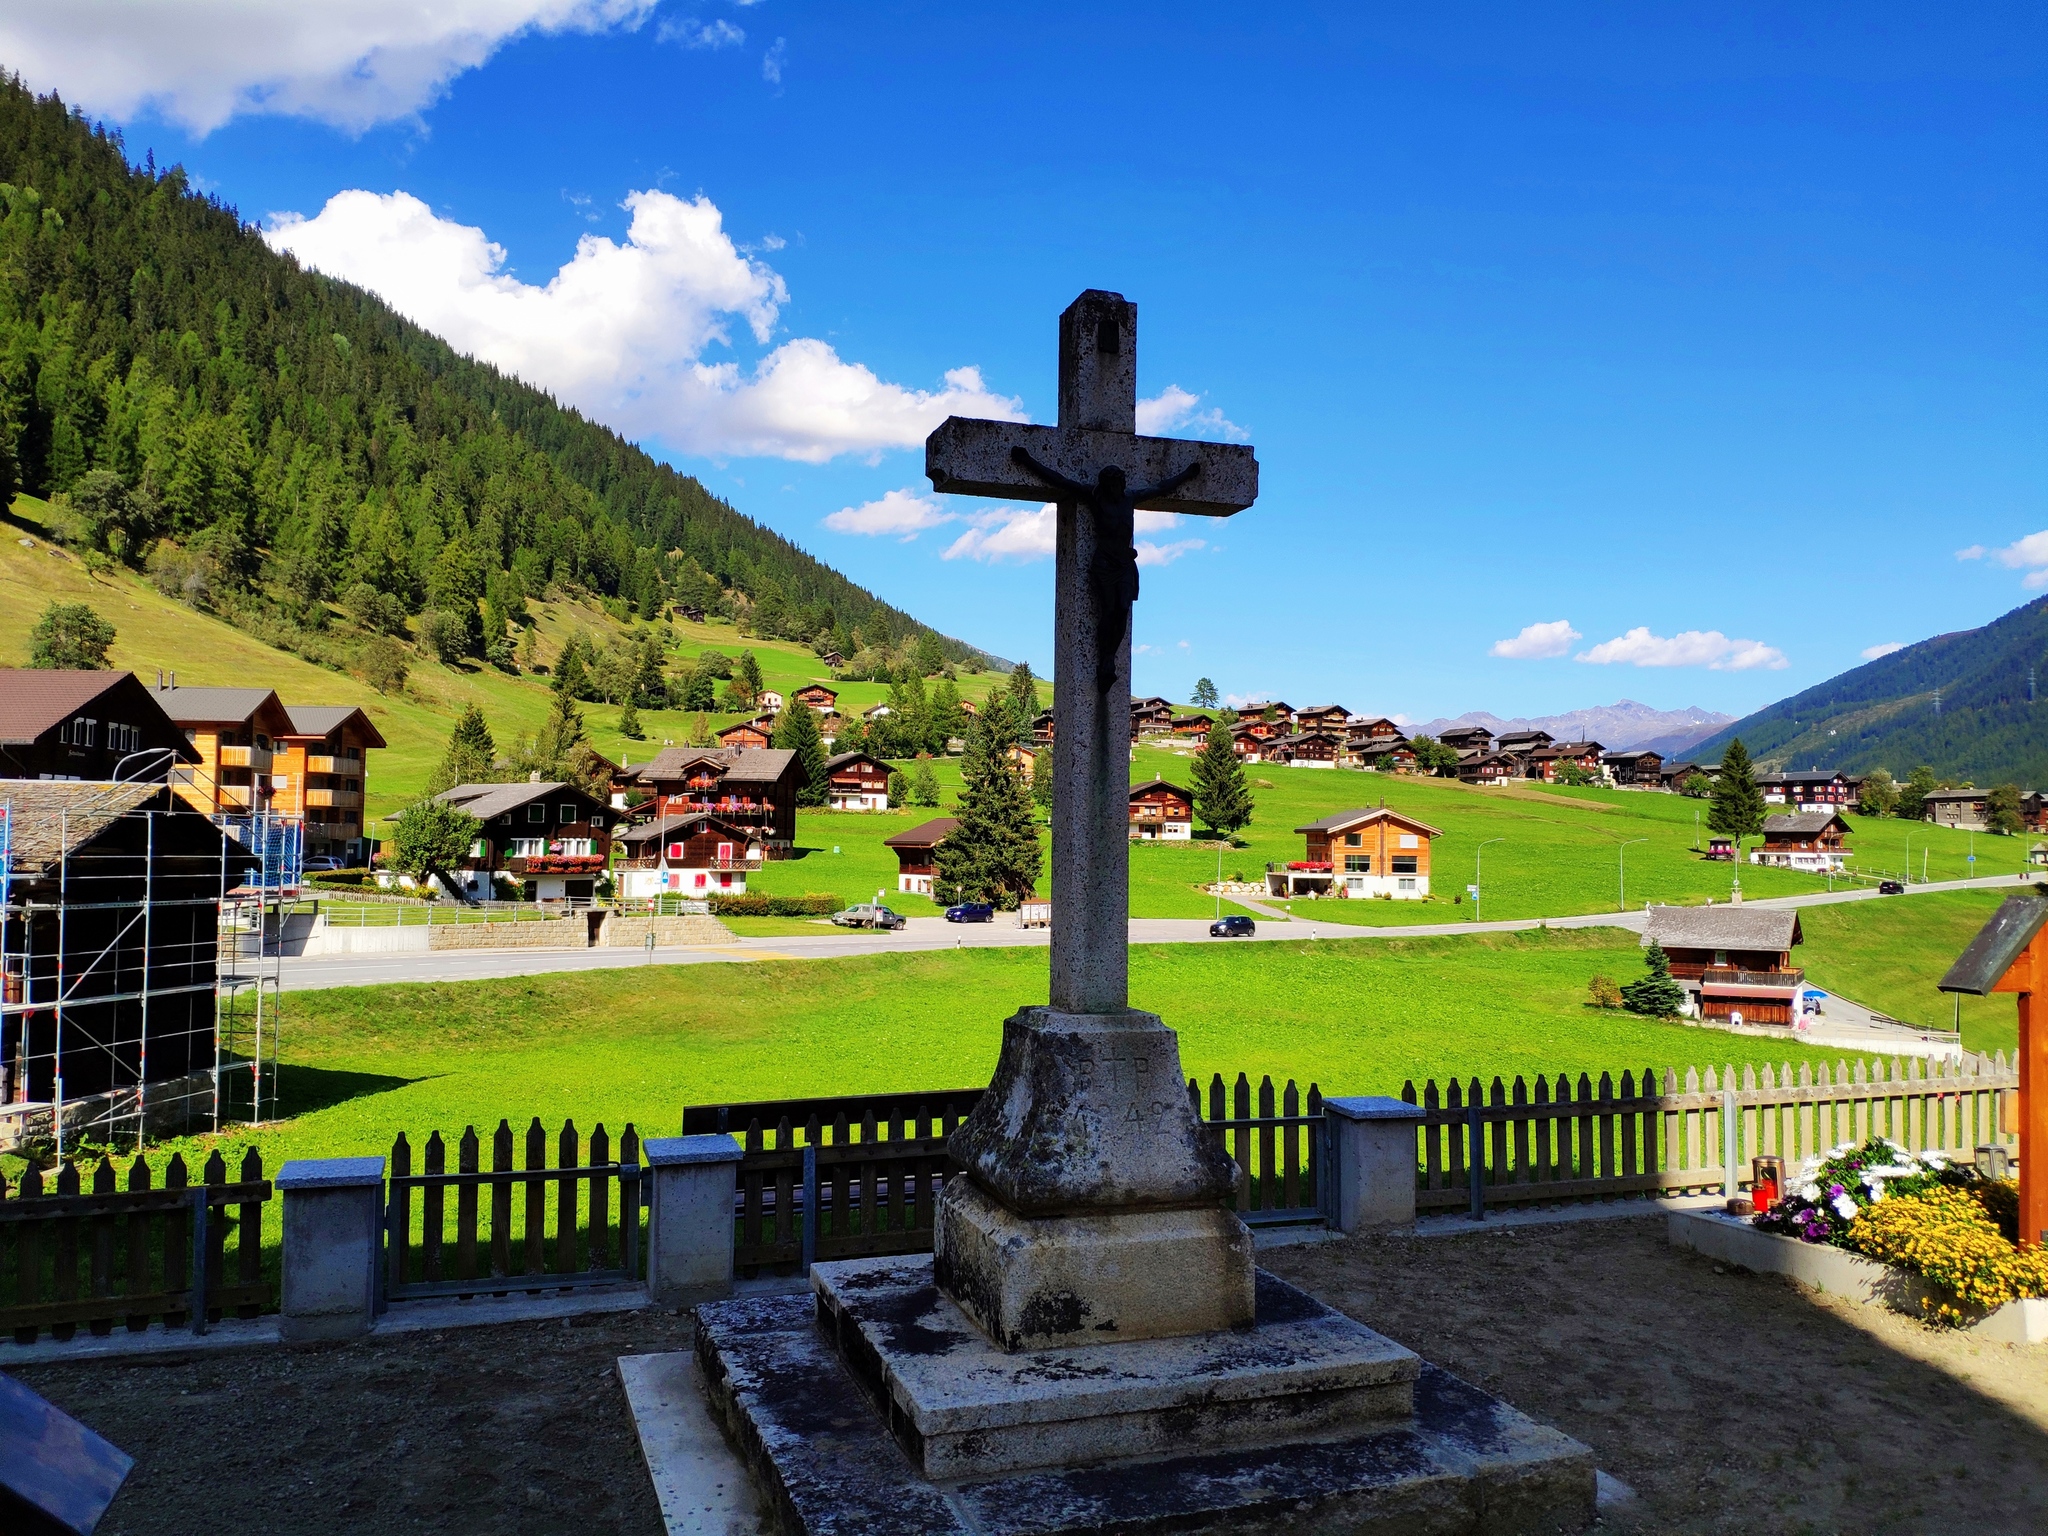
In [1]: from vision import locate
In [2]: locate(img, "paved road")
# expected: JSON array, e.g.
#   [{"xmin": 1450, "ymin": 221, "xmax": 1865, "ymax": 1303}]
[{"xmin": 273, "ymin": 872, "xmax": 2032, "ymax": 993}]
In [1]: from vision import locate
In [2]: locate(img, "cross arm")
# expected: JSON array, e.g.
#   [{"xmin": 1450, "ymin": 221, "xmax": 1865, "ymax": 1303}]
[{"xmin": 925, "ymin": 417, "xmax": 1259, "ymax": 517}]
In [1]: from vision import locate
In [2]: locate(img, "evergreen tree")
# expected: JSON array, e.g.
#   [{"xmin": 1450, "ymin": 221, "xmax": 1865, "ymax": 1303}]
[
  {"xmin": 1898, "ymin": 765, "xmax": 1939, "ymax": 821},
  {"xmin": 933, "ymin": 712, "xmax": 1042, "ymax": 908},
  {"xmin": 929, "ymin": 677, "xmax": 965, "ymax": 750},
  {"xmin": 1191, "ymin": 677, "xmax": 1219, "ymax": 709},
  {"xmin": 736, "ymin": 649, "xmax": 763, "ymax": 703},
  {"xmin": 1191, "ymin": 721, "xmax": 1254, "ymax": 838},
  {"xmin": 912, "ymin": 761, "xmax": 942, "ymax": 807},
  {"xmin": 887, "ymin": 769, "xmax": 908, "ymax": 806},
  {"xmin": 1707, "ymin": 738, "xmax": 1766, "ymax": 854},
  {"xmin": 1620, "ymin": 941, "xmax": 1687, "ymax": 1017},
  {"xmin": 619, "ymin": 700, "xmax": 644, "ymax": 739},
  {"xmin": 1032, "ymin": 750, "xmax": 1055, "ymax": 814},
  {"xmin": 772, "ymin": 694, "xmax": 830, "ymax": 807},
  {"xmin": 909, "ymin": 630, "xmax": 946, "ymax": 677},
  {"xmin": 429, "ymin": 704, "xmax": 497, "ymax": 793},
  {"xmin": 28, "ymin": 601, "xmax": 115, "ymax": 669},
  {"xmin": 553, "ymin": 632, "xmax": 592, "ymax": 700},
  {"xmin": 516, "ymin": 625, "xmax": 538, "ymax": 672},
  {"xmin": 1007, "ymin": 661, "xmax": 1038, "ymax": 721}
]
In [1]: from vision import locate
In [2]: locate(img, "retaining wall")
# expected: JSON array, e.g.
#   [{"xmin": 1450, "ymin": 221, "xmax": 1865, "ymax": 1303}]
[
  {"xmin": 426, "ymin": 918, "xmax": 591, "ymax": 951},
  {"xmin": 597, "ymin": 914, "xmax": 734, "ymax": 947}
]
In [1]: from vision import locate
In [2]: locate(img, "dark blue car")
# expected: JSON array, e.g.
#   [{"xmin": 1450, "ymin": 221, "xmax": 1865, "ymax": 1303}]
[
  {"xmin": 1210, "ymin": 915, "xmax": 1256, "ymax": 938},
  {"xmin": 945, "ymin": 902, "xmax": 995, "ymax": 923}
]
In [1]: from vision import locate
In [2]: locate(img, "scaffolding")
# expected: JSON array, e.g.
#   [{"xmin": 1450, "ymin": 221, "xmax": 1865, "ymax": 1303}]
[{"xmin": 0, "ymin": 781, "xmax": 283, "ymax": 1156}]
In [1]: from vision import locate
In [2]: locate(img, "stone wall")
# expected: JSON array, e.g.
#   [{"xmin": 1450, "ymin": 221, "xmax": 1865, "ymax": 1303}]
[
  {"xmin": 596, "ymin": 914, "xmax": 734, "ymax": 947},
  {"xmin": 0, "ymin": 1070, "xmax": 214, "ymax": 1153},
  {"xmin": 426, "ymin": 918, "xmax": 592, "ymax": 951}
]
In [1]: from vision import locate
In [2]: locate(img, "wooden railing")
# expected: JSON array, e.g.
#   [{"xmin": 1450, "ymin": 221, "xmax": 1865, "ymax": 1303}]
[
  {"xmin": 383, "ymin": 1120, "xmax": 643, "ymax": 1303},
  {"xmin": 1, "ymin": 1150, "xmax": 270, "ymax": 1342},
  {"xmin": 1191, "ymin": 1074, "xmax": 1325, "ymax": 1226},
  {"xmin": 1403, "ymin": 1052, "xmax": 2017, "ymax": 1218}
]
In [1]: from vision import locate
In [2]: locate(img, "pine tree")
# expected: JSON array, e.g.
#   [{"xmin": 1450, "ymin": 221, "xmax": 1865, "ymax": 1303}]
[
  {"xmin": 1192, "ymin": 721, "xmax": 1254, "ymax": 838},
  {"xmin": 1007, "ymin": 661, "xmax": 1038, "ymax": 722},
  {"xmin": 619, "ymin": 700, "xmax": 644, "ymax": 739},
  {"xmin": 516, "ymin": 625, "xmax": 538, "ymax": 673},
  {"xmin": 887, "ymin": 769, "xmax": 908, "ymax": 806},
  {"xmin": 736, "ymin": 649, "xmax": 763, "ymax": 704},
  {"xmin": 772, "ymin": 695, "xmax": 830, "ymax": 807},
  {"xmin": 553, "ymin": 632, "xmax": 592, "ymax": 700},
  {"xmin": 1191, "ymin": 677, "xmax": 1219, "ymax": 709},
  {"xmin": 1620, "ymin": 941, "xmax": 1687, "ymax": 1017},
  {"xmin": 933, "ymin": 713, "xmax": 1042, "ymax": 908},
  {"xmin": 1707, "ymin": 738, "xmax": 1766, "ymax": 855},
  {"xmin": 912, "ymin": 762, "xmax": 942, "ymax": 807},
  {"xmin": 429, "ymin": 704, "xmax": 497, "ymax": 793}
]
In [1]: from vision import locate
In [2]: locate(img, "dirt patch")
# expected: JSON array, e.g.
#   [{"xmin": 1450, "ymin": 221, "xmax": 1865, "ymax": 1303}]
[
  {"xmin": 1266, "ymin": 1217, "xmax": 2048, "ymax": 1535},
  {"xmin": 11, "ymin": 1306, "xmax": 692, "ymax": 1536}
]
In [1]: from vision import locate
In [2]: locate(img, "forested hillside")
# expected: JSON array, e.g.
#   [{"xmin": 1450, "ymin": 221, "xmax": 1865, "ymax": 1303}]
[
  {"xmin": 1693, "ymin": 595, "xmax": 2048, "ymax": 785},
  {"xmin": 0, "ymin": 75, "xmax": 983, "ymax": 675}
]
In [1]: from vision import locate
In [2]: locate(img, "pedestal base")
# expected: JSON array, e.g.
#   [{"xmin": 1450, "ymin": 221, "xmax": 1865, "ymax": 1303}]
[
  {"xmin": 693, "ymin": 1262, "xmax": 1597, "ymax": 1536},
  {"xmin": 933, "ymin": 1179, "xmax": 1255, "ymax": 1351}
]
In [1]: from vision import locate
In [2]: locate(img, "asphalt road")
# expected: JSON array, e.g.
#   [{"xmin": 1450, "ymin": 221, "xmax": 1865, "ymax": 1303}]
[{"xmin": 272, "ymin": 872, "xmax": 2032, "ymax": 993}]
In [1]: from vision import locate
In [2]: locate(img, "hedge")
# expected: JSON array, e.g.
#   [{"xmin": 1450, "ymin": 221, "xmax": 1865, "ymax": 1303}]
[{"xmin": 707, "ymin": 892, "xmax": 841, "ymax": 917}]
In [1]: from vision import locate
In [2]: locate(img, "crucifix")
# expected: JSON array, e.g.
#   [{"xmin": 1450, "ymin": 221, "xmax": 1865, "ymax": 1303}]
[
  {"xmin": 927, "ymin": 289, "xmax": 1258, "ymax": 1015},
  {"xmin": 921, "ymin": 292, "xmax": 1261, "ymax": 1354}
]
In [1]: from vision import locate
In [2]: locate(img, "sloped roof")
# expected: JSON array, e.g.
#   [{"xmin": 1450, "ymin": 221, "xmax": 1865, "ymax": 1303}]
[
  {"xmin": 283, "ymin": 705, "xmax": 388, "ymax": 748},
  {"xmin": 152, "ymin": 685, "xmax": 284, "ymax": 727},
  {"xmin": 634, "ymin": 746, "xmax": 727, "ymax": 782},
  {"xmin": 1129, "ymin": 778, "xmax": 1190, "ymax": 801},
  {"xmin": 417, "ymin": 781, "xmax": 602, "ymax": 822},
  {"xmin": 823, "ymin": 750, "xmax": 888, "ymax": 772},
  {"xmin": 0, "ymin": 670, "xmax": 136, "ymax": 744},
  {"xmin": 884, "ymin": 817, "xmax": 958, "ymax": 849},
  {"xmin": 1294, "ymin": 806, "xmax": 1444, "ymax": 837},
  {"xmin": 718, "ymin": 748, "xmax": 798, "ymax": 785},
  {"xmin": 0, "ymin": 781, "xmax": 253, "ymax": 876},
  {"xmin": 616, "ymin": 810, "xmax": 751, "ymax": 847},
  {"xmin": 1643, "ymin": 906, "xmax": 1802, "ymax": 952},
  {"xmin": 1763, "ymin": 811, "xmax": 1850, "ymax": 836}
]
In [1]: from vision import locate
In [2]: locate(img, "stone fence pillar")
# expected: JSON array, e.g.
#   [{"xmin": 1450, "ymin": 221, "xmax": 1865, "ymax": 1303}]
[
  {"xmin": 1323, "ymin": 1097, "xmax": 1425, "ymax": 1232},
  {"xmin": 276, "ymin": 1157, "xmax": 385, "ymax": 1343},
  {"xmin": 644, "ymin": 1134, "xmax": 745, "ymax": 1308}
]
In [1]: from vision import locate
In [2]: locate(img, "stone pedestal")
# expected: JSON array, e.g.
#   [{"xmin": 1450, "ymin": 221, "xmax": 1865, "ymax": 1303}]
[
  {"xmin": 934, "ymin": 1006, "xmax": 1252, "ymax": 1350},
  {"xmin": 1326, "ymin": 1095, "xmax": 1428, "ymax": 1231},
  {"xmin": 276, "ymin": 1157, "xmax": 383, "ymax": 1344},
  {"xmin": 644, "ymin": 1134, "xmax": 744, "ymax": 1309}
]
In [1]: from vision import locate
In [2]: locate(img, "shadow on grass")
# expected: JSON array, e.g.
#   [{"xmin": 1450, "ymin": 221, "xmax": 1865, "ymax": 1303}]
[{"xmin": 270, "ymin": 1062, "xmax": 428, "ymax": 1120}]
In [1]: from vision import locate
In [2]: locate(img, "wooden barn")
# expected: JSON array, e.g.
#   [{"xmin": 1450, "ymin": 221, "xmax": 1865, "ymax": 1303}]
[{"xmin": 1642, "ymin": 906, "xmax": 1804, "ymax": 1027}]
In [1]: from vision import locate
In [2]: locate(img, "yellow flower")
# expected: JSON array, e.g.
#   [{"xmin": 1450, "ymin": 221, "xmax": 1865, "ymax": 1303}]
[{"xmin": 1848, "ymin": 1183, "xmax": 2048, "ymax": 1321}]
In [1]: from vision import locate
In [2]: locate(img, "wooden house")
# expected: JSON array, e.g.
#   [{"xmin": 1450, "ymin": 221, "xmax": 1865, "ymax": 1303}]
[
  {"xmin": 1921, "ymin": 788, "xmax": 1989, "ymax": 831},
  {"xmin": 1131, "ymin": 698, "xmax": 1175, "ymax": 734},
  {"xmin": 1660, "ymin": 760, "xmax": 1711, "ymax": 792},
  {"xmin": 1642, "ymin": 906, "xmax": 1804, "ymax": 1026},
  {"xmin": 629, "ymin": 746, "xmax": 803, "ymax": 850},
  {"xmin": 819, "ymin": 650, "xmax": 846, "ymax": 670},
  {"xmin": 1752, "ymin": 811, "xmax": 1852, "ymax": 873},
  {"xmin": 716, "ymin": 718, "xmax": 773, "ymax": 751},
  {"xmin": 615, "ymin": 811, "xmax": 754, "ymax": 900},
  {"xmin": 758, "ymin": 691, "xmax": 784, "ymax": 715},
  {"xmin": 1168, "ymin": 712, "xmax": 1215, "ymax": 739},
  {"xmin": 1456, "ymin": 750, "xmax": 1518, "ymax": 786},
  {"xmin": 1761, "ymin": 770, "xmax": 1854, "ymax": 808},
  {"xmin": 1341, "ymin": 731, "xmax": 1409, "ymax": 770},
  {"xmin": 1006, "ymin": 743, "xmax": 1038, "ymax": 782},
  {"xmin": 0, "ymin": 670, "xmax": 195, "ymax": 783},
  {"xmin": 792, "ymin": 684, "xmax": 840, "ymax": 714},
  {"xmin": 884, "ymin": 817, "xmax": 958, "ymax": 895},
  {"xmin": 1495, "ymin": 729, "xmax": 1553, "ymax": 756},
  {"xmin": 1346, "ymin": 716, "xmax": 1400, "ymax": 739},
  {"xmin": 423, "ymin": 781, "xmax": 614, "ymax": 903},
  {"xmin": 1128, "ymin": 779, "xmax": 1193, "ymax": 841},
  {"xmin": 1228, "ymin": 722, "xmax": 1268, "ymax": 762},
  {"xmin": 1273, "ymin": 806, "xmax": 1441, "ymax": 900},
  {"xmin": 1295, "ymin": 705, "xmax": 1350, "ymax": 733},
  {"xmin": 1031, "ymin": 709, "xmax": 1054, "ymax": 744},
  {"xmin": 675, "ymin": 604, "xmax": 707, "ymax": 623},
  {"xmin": 1234, "ymin": 716, "xmax": 1285, "ymax": 743},
  {"xmin": 1438, "ymin": 725, "xmax": 1493, "ymax": 753},
  {"xmin": 1252, "ymin": 701, "xmax": 1295, "ymax": 725},
  {"xmin": 1273, "ymin": 731, "xmax": 1339, "ymax": 768},
  {"xmin": 1601, "ymin": 749, "xmax": 1664, "ymax": 788},
  {"xmin": 2024, "ymin": 792, "xmax": 2048, "ymax": 833},
  {"xmin": 821, "ymin": 751, "xmax": 891, "ymax": 811},
  {"xmin": 1522, "ymin": 740, "xmax": 1605, "ymax": 782}
]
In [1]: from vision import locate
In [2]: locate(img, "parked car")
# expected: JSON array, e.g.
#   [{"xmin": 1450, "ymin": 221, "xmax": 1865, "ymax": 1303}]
[
  {"xmin": 1210, "ymin": 914, "xmax": 1256, "ymax": 938},
  {"xmin": 303, "ymin": 855, "xmax": 346, "ymax": 872},
  {"xmin": 832, "ymin": 902, "xmax": 906, "ymax": 930},
  {"xmin": 1877, "ymin": 880, "xmax": 1906, "ymax": 895},
  {"xmin": 945, "ymin": 902, "xmax": 994, "ymax": 923}
]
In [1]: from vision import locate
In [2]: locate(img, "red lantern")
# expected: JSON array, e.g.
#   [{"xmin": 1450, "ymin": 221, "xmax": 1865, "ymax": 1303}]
[{"xmin": 1751, "ymin": 1154, "xmax": 1785, "ymax": 1213}]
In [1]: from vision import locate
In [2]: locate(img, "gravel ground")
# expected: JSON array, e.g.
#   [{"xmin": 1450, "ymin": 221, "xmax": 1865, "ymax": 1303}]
[{"xmin": 12, "ymin": 1216, "xmax": 2048, "ymax": 1535}]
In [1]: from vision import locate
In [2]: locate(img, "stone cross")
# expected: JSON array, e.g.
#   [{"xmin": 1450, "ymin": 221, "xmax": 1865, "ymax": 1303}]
[{"xmin": 926, "ymin": 290, "xmax": 1258, "ymax": 1014}]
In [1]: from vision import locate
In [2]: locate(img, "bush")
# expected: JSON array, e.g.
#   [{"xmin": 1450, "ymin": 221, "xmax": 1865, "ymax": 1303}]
[
  {"xmin": 355, "ymin": 636, "xmax": 410, "ymax": 694},
  {"xmin": 707, "ymin": 892, "xmax": 841, "ymax": 916},
  {"xmin": 1587, "ymin": 975, "xmax": 1623, "ymax": 1009},
  {"xmin": 419, "ymin": 609, "xmax": 470, "ymax": 664},
  {"xmin": 146, "ymin": 541, "xmax": 216, "ymax": 607},
  {"xmin": 1849, "ymin": 1183, "xmax": 2048, "ymax": 1320}
]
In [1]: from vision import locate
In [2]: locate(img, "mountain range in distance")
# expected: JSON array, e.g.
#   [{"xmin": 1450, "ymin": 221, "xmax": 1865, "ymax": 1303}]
[{"xmin": 1413, "ymin": 700, "xmax": 1736, "ymax": 758}]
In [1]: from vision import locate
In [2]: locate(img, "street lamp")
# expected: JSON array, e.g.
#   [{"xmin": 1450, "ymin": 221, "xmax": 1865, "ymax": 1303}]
[
  {"xmin": 1474, "ymin": 838, "xmax": 1504, "ymax": 923},
  {"xmin": 1619, "ymin": 838, "xmax": 1648, "ymax": 912}
]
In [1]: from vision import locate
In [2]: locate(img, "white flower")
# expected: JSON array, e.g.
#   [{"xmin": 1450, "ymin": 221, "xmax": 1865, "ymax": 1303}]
[
  {"xmin": 1831, "ymin": 1193, "xmax": 1859, "ymax": 1221},
  {"xmin": 1800, "ymin": 1183, "xmax": 1822, "ymax": 1202},
  {"xmin": 1868, "ymin": 1184, "xmax": 1884, "ymax": 1202}
]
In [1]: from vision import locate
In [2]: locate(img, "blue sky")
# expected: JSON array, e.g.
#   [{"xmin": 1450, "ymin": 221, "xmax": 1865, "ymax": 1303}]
[{"xmin": 9, "ymin": 3, "xmax": 2044, "ymax": 722}]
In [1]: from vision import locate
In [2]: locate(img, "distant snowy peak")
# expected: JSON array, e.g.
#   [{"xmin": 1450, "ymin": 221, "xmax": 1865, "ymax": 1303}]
[{"xmin": 1414, "ymin": 700, "xmax": 1735, "ymax": 754}]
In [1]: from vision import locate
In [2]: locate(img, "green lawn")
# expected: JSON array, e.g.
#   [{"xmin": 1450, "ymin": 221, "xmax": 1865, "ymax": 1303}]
[{"xmin": 1795, "ymin": 888, "xmax": 2020, "ymax": 1055}]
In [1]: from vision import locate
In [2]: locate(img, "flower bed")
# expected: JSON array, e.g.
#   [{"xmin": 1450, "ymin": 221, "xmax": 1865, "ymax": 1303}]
[{"xmin": 1752, "ymin": 1137, "xmax": 2047, "ymax": 1322}]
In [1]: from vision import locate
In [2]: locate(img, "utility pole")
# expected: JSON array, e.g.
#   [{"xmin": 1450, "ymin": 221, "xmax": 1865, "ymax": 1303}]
[
  {"xmin": 1619, "ymin": 838, "xmax": 1647, "ymax": 912},
  {"xmin": 1475, "ymin": 838, "xmax": 1504, "ymax": 924}
]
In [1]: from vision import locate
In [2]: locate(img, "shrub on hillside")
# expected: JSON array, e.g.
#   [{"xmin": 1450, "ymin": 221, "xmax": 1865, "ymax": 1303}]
[
  {"xmin": 1586, "ymin": 975, "xmax": 1623, "ymax": 1009},
  {"xmin": 706, "ymin": 892, "xmax": 841, "ymax": 917}
]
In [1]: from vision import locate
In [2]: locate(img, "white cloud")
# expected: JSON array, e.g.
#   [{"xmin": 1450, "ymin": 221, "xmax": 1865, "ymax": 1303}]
[
  {"xmin": 1956, "ymin": 544, "xmax": 1987, "ymax": 560},
  {"xmin": 1990, "ymin": 530, "xmax": 2048, "ymax": 589},
  {"xmin": 659, "ymin": 17, "xmax": 743, "ymax": 49},
  {"xmin": 0, "ymin": 1, "xmax": 658, "ymax": 135},
  {"xmin": 823, "ymin": 489, "xmax": 952, "ymax": 539},
  {"xmin": 1488, "ymin": 619, "xmax": 1580, "ymax": 660},
  {"xmin": 942, "ymin": 504, "xmax": 1055, "ymax": 564},
  {"xmin": 1135, "ymin": 538, "xmax": 1205, "ymax": 567},
  {"xmin": 1135, "ymin": 385, "xmax": 1249, "ymax": 442},
  {"xmin": 1861, "ymin": 641, "xmax": 1906, "ymax": 661},
  {"xmin": 264, "ymin": 188, "xmax": 1024, "ymax": 462},
  {"xmin": 1575, "ymin": 627, "xmax": 1788, "ymax": 671},
  {"xmin": 762, "ymin": 36, "xmax": 786, "ymax": 84}
]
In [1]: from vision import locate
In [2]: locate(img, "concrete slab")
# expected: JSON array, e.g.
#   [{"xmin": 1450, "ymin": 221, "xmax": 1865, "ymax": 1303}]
[
  {"xmin": 618, "ymin": 1352, "xmax": 768, "ymax": 1535},
  {"xmin": 813, "ymin": 1258, "xmax": 1417, "ymax": 1479},
  {"xmin": 692, "ymin": 1288, "xmax": 1596, "ymax": 1535}
]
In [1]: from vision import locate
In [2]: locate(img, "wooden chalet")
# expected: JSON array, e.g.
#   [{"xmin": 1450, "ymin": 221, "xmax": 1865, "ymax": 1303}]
[
  {"xmin": 822, "ymin": 751, "xmax": 891, "ymax": 811},
  {"xmin": 1456, "ymin": 750, "xmax": 1518, "ymax": 786},
  {"xmin": 1273, "ymin": 731, "xmax": 1340, "ymax": 768},
  {"xmin": 792, "ymin": 684, "xmax": 840, "ymax": 714},
  {"xmin": 716, "ymin": 718, "xmax": 773, "ymax": 751},
  {"xmin": 1228, "ymin": 721, "xmax": 1269, "ymax": 762},
  {"xmin": 1642, "ymin": 906, "xmax": 1804, "ymax": 1027},
  {"xmin": 1031, "ymin": 709, "xmax": 1054, "ymax": 744},
  {"xmin": 1168, "ymin": 712, "xmax": 1215, "ymax": 739},
  {"xmin": 1251, "ymin": 701, "xmax": 1295, "ymax": 725},
  {"xmin": 1601, "ymin": 749, "xmax": 1664, "ymax": 788},
  {"xmin": 629, "ymin": 746, "xmax": 803, "ymax": 850},
  {"xmin": 1752, "ymin": 811, "xmax": 1852, "ymax": 873},
  {"xmin": 1273, "ymin": 806, "xmax": 1441, "ymax": 900},
  {"xmin": 1495, "ymin": 729, "xmax": 1553, "ymax": 756},
  {"xmin": 884, "ymin": 817, "xmax": 958, "ymax": 895},
  {"xmin": 1, "ymin": 782, "xmax": 258, "ymax": 1109},
  {"xmin": 1128, "ymin": 779, "xmax": 1193, "ymax": 841},
  {"xmin": 674, "ymin": 604, "xmax": 707, "ymax": 623},
  {"xmin": 0, "ymin": 670, "xmax": 196, "ymax": 783},
  {"xmin": 1233, "ymin": 716, "xmax": 1285, "ymax": 743},
  {"xmin": 819, "ymin": 650, "xmax": 846, "ymax": 670},
  {"xmin": 1341, "ymin": 732, "xmax": 1409, "ymax": 771},
  {"xmin": 411, "ymin": 781, "xmax": 614, "ymax": 903},
  {"xmin": 1295, "ymin": 705, "xmax": 1350, "ymax": 733},
  {"xmin": 2024, "ymin": 792, "xmax": 2048, "ymax": 833},
  {"xmin": 616, "ymin": 811, "xmax": 754, "ymax": 899},
  {"xmin": 1921, "ymin": 788, "xmax": 1989, "ymax": 831},
  {"xmin": 1660, "ymin": 760, "xmax": 1712, "ymax": 792},
  {"xmin": 1760, "ymin": 770, "xmax": 1854, "ymax": 808},
  {"xmin": 1437, "ymin": 725, "xmax": 1493, "ymax": 753},
  {"xmin": 1006, "ymin": 743, "xmax": 1038, "ymax": 781},
  {"xmin": 1522, "ymin": 740, "xmax": 1605, "ymax": 782},
  {"xmin": 1131, "ymin": 698, "xmax": 1175, "ymax": 734},
  {"xmin": 1346, "ymin": 716, "xmax": 1400, "ymax": 739}
]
